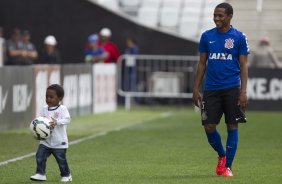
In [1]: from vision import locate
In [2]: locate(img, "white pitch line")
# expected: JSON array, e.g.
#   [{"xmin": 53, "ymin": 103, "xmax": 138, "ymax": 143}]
[
  {"xmin": 0, "ymin": 152, "xmax": 36, "ymax": 166},
  {"xmin": 0, "ymin": 129, "xmax": 114, "ymax": 167},
  {"xmin": 0, "ymin": 112, "xmax": 172, "ymax": 167}
]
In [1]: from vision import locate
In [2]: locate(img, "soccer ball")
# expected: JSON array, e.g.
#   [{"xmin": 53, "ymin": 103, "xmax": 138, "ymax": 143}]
[{"xmin": 30, "ymin": 117, "xmax": 52, "ymax": 140}]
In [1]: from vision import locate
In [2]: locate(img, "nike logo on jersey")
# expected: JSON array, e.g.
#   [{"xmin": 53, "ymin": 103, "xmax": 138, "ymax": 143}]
[
  {"xmin": 209, "ymin": 41, "xmax": 216, "ymax": 44},
  {"xmin": 209, "ymin": 53, "xmax": 233, "ymax": 60}
]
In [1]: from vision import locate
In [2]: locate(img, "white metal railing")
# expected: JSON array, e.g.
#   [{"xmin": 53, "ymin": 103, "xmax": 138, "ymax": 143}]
[{"xmin": 117, "ymin": 54, "xmax": 198, "ymax": 110}]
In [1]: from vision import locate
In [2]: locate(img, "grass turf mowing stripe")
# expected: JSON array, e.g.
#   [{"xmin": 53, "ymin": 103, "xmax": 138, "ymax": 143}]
[
  {"xmin": 1, "ymin": 109, "xmax": 282, "ymax": 184},
  {"xmin": 0, "ymin": 111, "xmax": 172, "ymax": 167}
]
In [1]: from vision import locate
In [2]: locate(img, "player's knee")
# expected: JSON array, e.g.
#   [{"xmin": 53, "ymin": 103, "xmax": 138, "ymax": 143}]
[
  {"xmin": 204, "ymin": 124, "xmax": 217, "ymax": 133},
  {"xmin": 227, "ymin": 123, "xmax": 238, "ymax": 130}
]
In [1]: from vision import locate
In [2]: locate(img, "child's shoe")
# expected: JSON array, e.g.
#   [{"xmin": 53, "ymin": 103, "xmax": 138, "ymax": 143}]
[
  {"xmin": 30, "ymin": 173, "xmax": 47, "ymax": 181},
  {"xmin": 61, "ymin": 174, "xmax": 72, "ymax": 182}
]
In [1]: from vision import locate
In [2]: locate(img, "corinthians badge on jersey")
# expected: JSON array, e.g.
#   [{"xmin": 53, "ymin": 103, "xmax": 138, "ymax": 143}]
[{"xmin": 225, "ymin": 38, "xmax": 234, "ymax": 49}]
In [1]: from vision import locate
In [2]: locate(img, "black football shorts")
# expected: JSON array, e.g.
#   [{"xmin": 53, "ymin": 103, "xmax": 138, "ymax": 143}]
[{"xmin": 201, "ymin": 87, "xmax": 247, "ymax": 125}]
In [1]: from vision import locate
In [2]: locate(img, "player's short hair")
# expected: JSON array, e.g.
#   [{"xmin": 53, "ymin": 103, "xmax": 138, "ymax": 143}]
[
  {"xmin": 47, "ymin": 84, "xmax": 64, "ymax": 99},
  {"xmin": 216, "ymin": 2, "xmax": 233, "ymax": 16}
]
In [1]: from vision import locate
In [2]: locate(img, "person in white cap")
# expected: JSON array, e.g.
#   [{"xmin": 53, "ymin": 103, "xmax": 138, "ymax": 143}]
[
  {"xmin": 99, "ymin": 27, "xmax": 120, "ymax": 63},
  {"xmin": 38, "ymin": 35, "xmax": 61, "ymax": 64}
]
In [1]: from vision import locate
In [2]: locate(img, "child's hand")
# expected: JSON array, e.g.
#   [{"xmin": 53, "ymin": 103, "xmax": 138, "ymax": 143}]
[{"xmin": 49, "ymin": 117, "xmax": 57, "ymax": 128}]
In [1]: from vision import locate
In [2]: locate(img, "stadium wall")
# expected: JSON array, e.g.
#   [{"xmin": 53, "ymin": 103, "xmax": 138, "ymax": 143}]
[
  {"xmin": 0, "ymin": 64, "xmax": 282, "ymax": 130},
  {"xmin": 0, "ymin": 0, "xmax": 198, "ymax": 63},
  {"xmin": 248, "ymin": 68, "xmax": 282, "ymax": 111},
  {"xmin": 0, "ymin": 64, "xmax": 117, "ymax": 130}
]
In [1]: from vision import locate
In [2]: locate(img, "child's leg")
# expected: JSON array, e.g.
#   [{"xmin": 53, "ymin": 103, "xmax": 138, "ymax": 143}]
[
  {"xmin": 52, "ymin": 148, "xmax": 71, "ymax": 177},
  {"xmin": 36, "ymin": 144, "xmax": 51, "ymax": 175}
]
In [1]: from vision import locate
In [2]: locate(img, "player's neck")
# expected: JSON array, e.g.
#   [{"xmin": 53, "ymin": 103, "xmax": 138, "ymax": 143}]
[{"xmin": 218, "ymin": 25, "xmax": 232, "ymax": 33}]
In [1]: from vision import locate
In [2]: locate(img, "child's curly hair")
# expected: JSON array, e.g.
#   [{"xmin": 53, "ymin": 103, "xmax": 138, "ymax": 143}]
[{"xmin": 47, "ymin": 84, "xmax": 64, "ymax": 99}]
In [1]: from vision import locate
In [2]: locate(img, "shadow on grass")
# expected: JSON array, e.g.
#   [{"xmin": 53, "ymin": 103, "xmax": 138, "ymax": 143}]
[
  {"xmin": 144, "ymin": 173, "xmax": 216, "ymax": 180},
  {"xmin": 5, "ymin": 179, "xmax": 62, "ymax": 184}
]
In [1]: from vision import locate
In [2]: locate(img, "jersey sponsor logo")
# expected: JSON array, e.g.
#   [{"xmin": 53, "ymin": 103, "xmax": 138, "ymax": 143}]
[
  {"xmin": 209, "ymin": 53, "xmax": 233, "ymax": 60},
  {"xmin": 224, "ymin": 38, "xmax": 234, "ymax": 49}
]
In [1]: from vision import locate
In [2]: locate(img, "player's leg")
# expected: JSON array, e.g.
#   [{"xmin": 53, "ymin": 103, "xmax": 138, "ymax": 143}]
[
  {"xmin": 222, "ymin": 87, "xmax": 241, "ymax": 177},
  {"xmin": 204, "ymin": 124, "xmax": 225, "ymax": 157},
  {"xmin": 202, "ymin": 90, "xmax": 226, "ymax": 175},
  {"xmin": 220, "ymin": 123, "xmax": 238, "ymax": 177},
  {"xmin": 52, "ymin": 148, "xmax": 72, "ymax": 182},
  {"xmin": 31, "ymin": 144, "xmax": 51, "ymax": 181},
  {"xmin": 204, "ymin": 123, "xmax": 227, "ymax": 175},
  {"xmin": 35, "ymin": 144, "xmax": 51, "ymax": 175},
  {"xmin": 226, "ymin": 123, "xmax": 238, "ymax": 168}
]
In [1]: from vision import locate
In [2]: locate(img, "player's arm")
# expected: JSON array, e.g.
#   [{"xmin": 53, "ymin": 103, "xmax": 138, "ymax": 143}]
[
  {"xmin": 55, "ymin": 117, "xmax": 71, "ymax": 125},
  {"xmin": 239, "ymin": 54, "xmax": 248, "ymax": 109},
  {"xmin": 56, "ymin": 107, "xmax": 71, "ymax": 125},
  {"xmin": 193, "ymin": 52, "xmax": 208, "ymax": 107}
]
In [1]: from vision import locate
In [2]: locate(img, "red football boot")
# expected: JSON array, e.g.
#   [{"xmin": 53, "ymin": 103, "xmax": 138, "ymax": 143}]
[{"xmin": 216, "ymin": 156, "xmax": 226, "ymax": 175}]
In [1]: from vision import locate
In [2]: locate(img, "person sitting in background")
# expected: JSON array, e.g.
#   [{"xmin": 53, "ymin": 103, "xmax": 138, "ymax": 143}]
[
  {"xmin": 20, "ymin": 30, "xmax": 38, "ymax": 65},
  {"xmin": 6, "ymin": 28, "xmax": 22, "ymax": 65},
  {"xmin": 249, "ymin": 36, "xmax": 281, "ymax": 68},
  {"xmin": 39, "ymin": 35, "xmax": 61, "ymax": 64},
  {"xmin": 84, "ymin": 34, "xmax": 108, "ymax": 63},
  {"xmin": 99, "ymin": 28, "xmax": 120, "ymax": 63},
  {"xmin": 6, "ymin": 29, "xmax": 38, "ymax": 65}
]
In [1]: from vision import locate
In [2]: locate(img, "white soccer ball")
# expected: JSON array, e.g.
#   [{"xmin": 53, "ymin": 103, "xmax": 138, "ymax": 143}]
[{"xmin": 30, "ymin": 117, "xmax": 52, "ymax": 140}]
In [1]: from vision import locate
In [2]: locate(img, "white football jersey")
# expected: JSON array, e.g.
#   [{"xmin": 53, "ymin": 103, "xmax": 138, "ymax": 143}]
[{"xmin": 39, "ymin": 105, "xmax": 71, "ymax": 149}]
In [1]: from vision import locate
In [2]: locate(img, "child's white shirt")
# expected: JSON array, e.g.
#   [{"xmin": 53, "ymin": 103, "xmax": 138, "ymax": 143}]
[{"xmin": 39, "ymin": 105, "xmax": 71, "ymax": 149}]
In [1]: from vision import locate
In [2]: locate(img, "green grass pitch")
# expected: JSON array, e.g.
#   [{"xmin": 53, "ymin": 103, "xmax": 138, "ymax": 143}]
[{"xmin": 0, "ymin": 107, "xmax": 281, "ymax": 184}]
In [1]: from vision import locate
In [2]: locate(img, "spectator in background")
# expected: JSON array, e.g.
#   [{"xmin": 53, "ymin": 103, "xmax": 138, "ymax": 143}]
[
  {"xmin": 6, "ymin": 28, "xmax": 22, "ymax": 65},
  {"xmin": 125, "ymin": 37, "xmax": 139, "ymax": 55},
  {"xmin": 39, "ymin": 35, "xmax": 61, "ymax": 64},
  {"xmin": 0, "ymin": 27, "xmax": 6, "ymax": 66},
  {"xmin": 6, "ymin": 29, "xmax": 37, "ymax": 65},
  {"xmin": 124, "ymin": 37, "xmax": 140, "ymax": 94},
  {"xmin": 84, "ymin": 34, "xmax": 108, "ymax": 63},
  {"xmin": 99, "ymin": 28, "xmax": 120, "ymax": 63},
  {"xmin": 20, "ymin": 30, "xmax": 38, "ymax": 65},
  {"xmin": 249, "ymin": 36, "xmax": 281, "ymax": 68}
]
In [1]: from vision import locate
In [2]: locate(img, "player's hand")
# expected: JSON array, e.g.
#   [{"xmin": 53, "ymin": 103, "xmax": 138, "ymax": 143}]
[
  {"xmin": 49, "ymin": 117, "xmax": 57, "ymax": 128},
  {"xmin": 193, "ymin": 90, "xmax": 202, "ymax": 108},
  {"xmin": 238, "ymin": 93, "xmax": 248, "ymax": 110}
]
